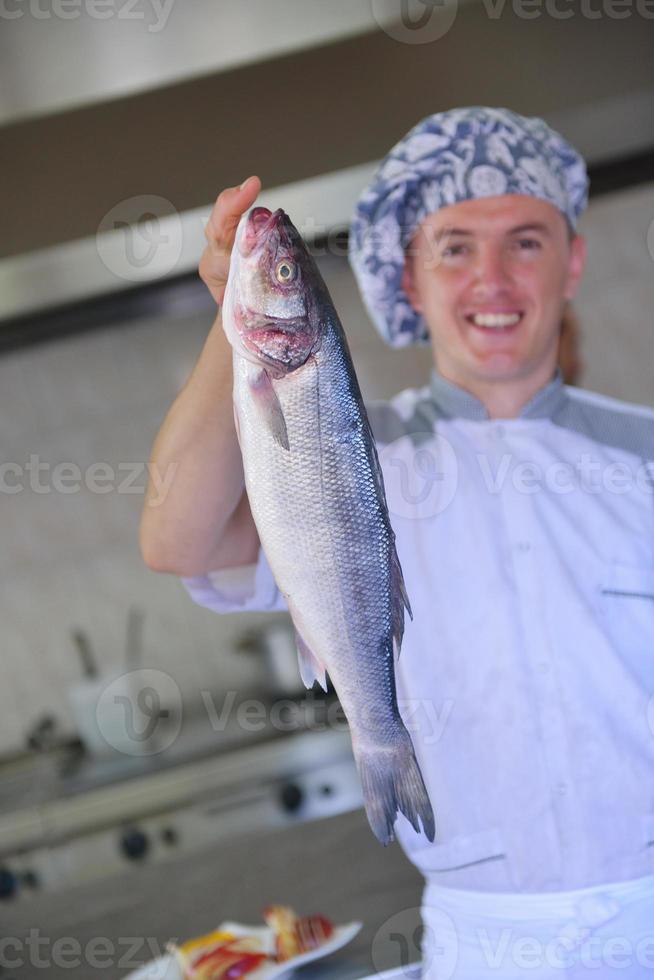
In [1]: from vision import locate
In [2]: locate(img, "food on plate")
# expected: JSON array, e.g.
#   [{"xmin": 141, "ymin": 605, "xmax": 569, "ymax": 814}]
[
  {"xmin": 263, "ymin": 905, "xmax": 334, "ymax": 961},
  {"xmin": 169, "ymin": 929, "xmax": 267, "ymax": 980},
  {"xmin": 221, "ymin": 205, "xmax": 435, "ymax": 847},
  {"xmin": 169, "ymin": 907, "xmax": 336, "ymax": 978}
]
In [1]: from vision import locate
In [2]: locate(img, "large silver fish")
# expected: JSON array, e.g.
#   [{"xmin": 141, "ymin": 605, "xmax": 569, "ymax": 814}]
[{"xmin": 222, "ymin": 206, "xmax": 435, "ymax": 846}]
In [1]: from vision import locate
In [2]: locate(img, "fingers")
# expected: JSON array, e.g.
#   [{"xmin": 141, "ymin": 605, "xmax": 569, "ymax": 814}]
[
  {"xmin": 204, "ymin": 175, "xmax": 262, "ymax": 254},
  {"xmin": 200, "ymin": 176, "xmax": 261, "ymax": 305}
]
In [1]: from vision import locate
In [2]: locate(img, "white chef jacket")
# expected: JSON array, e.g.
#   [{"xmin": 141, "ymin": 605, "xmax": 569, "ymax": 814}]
[{"xmin": 183, "ymin": 368, "xmax": 654, "ymax": 893}]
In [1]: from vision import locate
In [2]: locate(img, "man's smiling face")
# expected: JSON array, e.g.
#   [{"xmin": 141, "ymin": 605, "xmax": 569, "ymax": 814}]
[{"xmin": 402, "ymin": 195, "xmax": 586, "ymax": 400}]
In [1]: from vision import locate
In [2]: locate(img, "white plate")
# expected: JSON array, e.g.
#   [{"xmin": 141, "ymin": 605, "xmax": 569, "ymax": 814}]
[{"xmin": 124, "ymin": 920, "xmax": 363, "ymax": 980}]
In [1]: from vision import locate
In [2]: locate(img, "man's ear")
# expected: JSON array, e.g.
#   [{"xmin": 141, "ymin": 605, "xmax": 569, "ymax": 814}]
[
  {"xmin": 401, "ymin": 253, "xmax": 423, "ymax": 313},
  {"xmin": 564, "ymin": 234, "xmax": 587, "ymax": 301}
]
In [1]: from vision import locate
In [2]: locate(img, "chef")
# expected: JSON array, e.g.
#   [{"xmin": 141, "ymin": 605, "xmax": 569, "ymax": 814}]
[{"xmin": 140, "ymin": 107, "xmax": 654, "ymax": 978}]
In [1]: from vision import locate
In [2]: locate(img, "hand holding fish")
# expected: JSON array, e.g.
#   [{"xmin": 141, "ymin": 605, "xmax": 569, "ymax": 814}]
[
  {"xmin": 139, "ymin": 180, "xmax": 265, "ymax": 576},
  {"xmin": 200, "ymin": 176, "xmax": 262, "ymax": 307}
]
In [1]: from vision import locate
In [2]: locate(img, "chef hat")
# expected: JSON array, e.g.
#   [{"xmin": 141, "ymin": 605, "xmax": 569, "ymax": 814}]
[{"xmin": 348, "ymin": 106, "xmax": 589, "ymax": 348}]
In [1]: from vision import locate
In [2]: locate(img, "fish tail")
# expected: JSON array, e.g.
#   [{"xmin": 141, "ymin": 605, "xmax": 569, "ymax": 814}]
[{"xmin": 355, "ymin": 735, "xmax": 436, "ymax": 846}]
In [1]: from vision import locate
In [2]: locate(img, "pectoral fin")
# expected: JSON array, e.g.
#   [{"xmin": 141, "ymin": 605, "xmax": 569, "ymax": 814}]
[
  {"xmin": 248, "ymin": 368, "xmax": 289, "ymax": 450},
  {"xmin": 295, "ymin": 630, "xmax": 328, "ymax": 693}
]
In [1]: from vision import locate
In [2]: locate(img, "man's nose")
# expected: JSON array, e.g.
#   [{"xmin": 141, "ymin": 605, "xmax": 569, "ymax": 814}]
[{"xmin": 471, "ymin": 246, "xmax": 512, "ymax": 293}]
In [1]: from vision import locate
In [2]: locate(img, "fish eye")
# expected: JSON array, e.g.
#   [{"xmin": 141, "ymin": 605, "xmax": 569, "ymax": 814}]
[{"xmin": 275, "ymin": 259, "xmax": 296, "ymax": 283}]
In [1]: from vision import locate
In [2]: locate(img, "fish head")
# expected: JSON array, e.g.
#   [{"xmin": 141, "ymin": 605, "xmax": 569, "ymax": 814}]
[{"xmin": 223, "ymin": 207, "xmax": 325, "ymax": 375}]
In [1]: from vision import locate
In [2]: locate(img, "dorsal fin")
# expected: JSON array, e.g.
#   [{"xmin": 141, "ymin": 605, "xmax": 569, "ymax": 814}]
[{"xmin": 391, "ymin": 544, "xmax": 412, "ymax": 659}]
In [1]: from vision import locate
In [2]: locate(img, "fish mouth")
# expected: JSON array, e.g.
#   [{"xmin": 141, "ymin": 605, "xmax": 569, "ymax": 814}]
[{"xmin": 242, "ymin": 207, "xmax": 286, "ymax": 254}]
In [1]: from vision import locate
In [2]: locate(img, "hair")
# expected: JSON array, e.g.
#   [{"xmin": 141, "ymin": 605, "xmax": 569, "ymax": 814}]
[{"xmin": 564, "ymin": 216, "xmax": 577, "ymax": 244}]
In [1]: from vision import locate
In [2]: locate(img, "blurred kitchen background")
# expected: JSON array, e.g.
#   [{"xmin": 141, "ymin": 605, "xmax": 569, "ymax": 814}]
[{"xmin": 1, "ymin": 1, "xmax": 653, "ymax": 976}]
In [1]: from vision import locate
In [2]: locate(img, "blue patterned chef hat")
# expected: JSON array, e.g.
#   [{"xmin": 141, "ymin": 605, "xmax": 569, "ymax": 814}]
[{"xmin": 348, "ymin": 106, "xmax": 589, "ymax": 348}]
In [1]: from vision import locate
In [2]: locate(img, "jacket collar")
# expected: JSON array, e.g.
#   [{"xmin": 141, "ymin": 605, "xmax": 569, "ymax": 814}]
[{"xmin": 429, "ymin": 367, "xmax": 567, "ymax": 421}]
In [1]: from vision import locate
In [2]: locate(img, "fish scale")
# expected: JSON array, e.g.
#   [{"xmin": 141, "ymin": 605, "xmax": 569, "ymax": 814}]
[
  {"xmin": 236, "ymin": 329, "xmax": 393, "ymax": 719},
  {"xmin": 223, "ymin": 205, "xmax": 435, "ymax": 846}
]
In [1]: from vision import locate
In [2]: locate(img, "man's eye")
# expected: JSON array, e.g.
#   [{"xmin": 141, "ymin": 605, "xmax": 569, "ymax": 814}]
[
  {"xmin": 516, "ymin": 238, "xmax": 541, "ymax": 250},
  {"xmin": 442, "ymin": 244, "xmax": 467, "ymax": 257}
]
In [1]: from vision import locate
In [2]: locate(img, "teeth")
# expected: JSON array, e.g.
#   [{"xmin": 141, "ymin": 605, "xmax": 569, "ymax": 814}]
[{"xmin": 472, "ymin": 312, "xmax": 521, "ymax": 328}]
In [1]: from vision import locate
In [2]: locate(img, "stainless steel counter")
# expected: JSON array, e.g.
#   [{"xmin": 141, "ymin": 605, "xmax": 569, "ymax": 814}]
[{"xmin": 1, "ymin": 808, "xmax": 425, "ymax": 979}]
